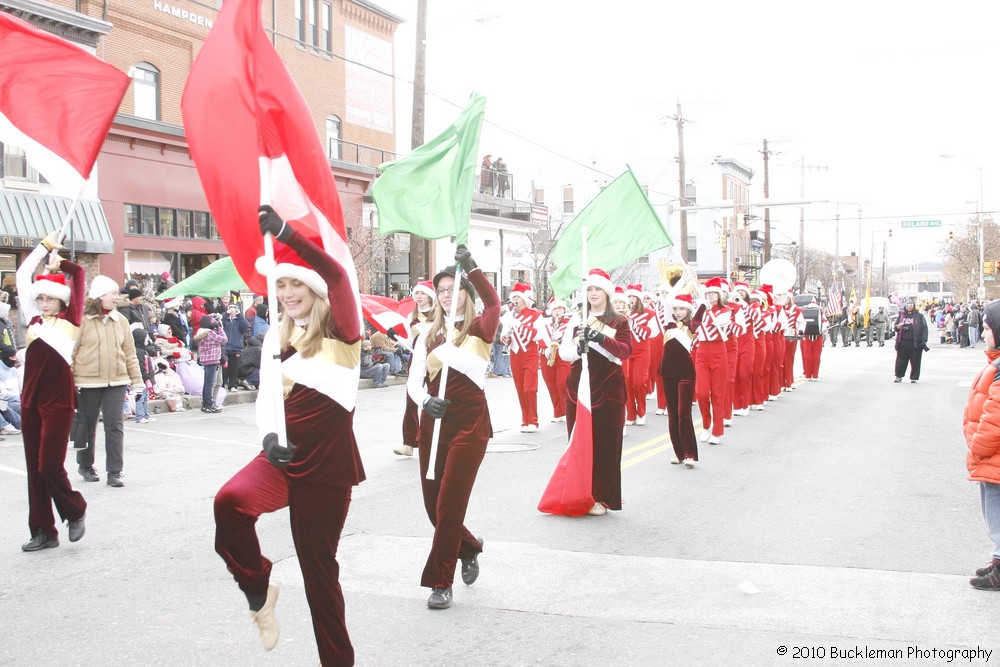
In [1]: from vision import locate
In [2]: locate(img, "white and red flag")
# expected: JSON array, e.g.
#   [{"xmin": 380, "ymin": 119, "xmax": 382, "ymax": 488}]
[
  {"xmin": 180, "ymin": 0, "xmax": 360, "ymax": 310},
  {"xmin": 361, "ymin": 294, "xmax": 413, "ymax": 340},
  {"xmin": 0, "ymin": 12, "xmax": 129, "ymax": 193},
  {"xmin": 537, "ymin": 361, "xmax": 595, "ymax": 516}
]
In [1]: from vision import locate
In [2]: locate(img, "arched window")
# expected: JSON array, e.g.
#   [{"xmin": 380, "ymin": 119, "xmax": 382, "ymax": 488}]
[
  {"xmin": 132, "ymin": 62, "xmax": 160, "ymax": 121},
  {"xmin": 326, "ymin": 115, "xmax": 341, "ymax": 160}
]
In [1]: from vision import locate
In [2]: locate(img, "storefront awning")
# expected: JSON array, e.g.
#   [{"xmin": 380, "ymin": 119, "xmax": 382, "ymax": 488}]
[
  {"xmin": 0, "ymin": 190, "xmax": 114, "ymax": 254},
  {"xmin": 125, "ymin": 250, "xmax": 170, "ymax": 276}
]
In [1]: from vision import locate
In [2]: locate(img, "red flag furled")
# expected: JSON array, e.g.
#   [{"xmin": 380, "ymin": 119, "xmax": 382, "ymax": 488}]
[
  {"xmin": 0, "ymin": 12, "xmax": 129, "ymax": 193},
  {"xmin": 361, "ymin": 294, "xmax": 413, "ymax": 339},
  {"xmin": 181, "ymin": 0, "xmax": 360, "ymax": 311},
  {"xmin": 538, "ymin": 360, "xmax": 595, "ymax": 516}
]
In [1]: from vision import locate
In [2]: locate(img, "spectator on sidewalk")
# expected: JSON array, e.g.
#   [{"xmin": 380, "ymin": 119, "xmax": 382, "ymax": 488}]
[
  {"xmin": 222, "ymin": 302, "xmax": 250, "ymax": 391},
  {"xmin": 360, "ymin": 340, "xmax": 389, "ymax": 387}
]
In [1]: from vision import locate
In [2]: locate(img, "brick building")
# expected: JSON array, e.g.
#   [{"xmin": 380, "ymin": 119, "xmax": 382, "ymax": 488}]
[{"xmin": 0, "ymin": 0, "xmax": 401, "ymax": 291}]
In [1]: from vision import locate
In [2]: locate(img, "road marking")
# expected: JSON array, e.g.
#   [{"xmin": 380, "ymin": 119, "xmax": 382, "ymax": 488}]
[
  {"xmin": 0, "ymin": 464, "xmax": 25, "ymax": 477},
  {"xmin": 126, "ymin": 426, "xmax": 254, "ymax": 448}
]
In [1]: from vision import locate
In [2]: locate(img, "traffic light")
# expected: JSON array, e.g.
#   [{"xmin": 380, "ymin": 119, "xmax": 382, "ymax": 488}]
[
  {"xmin": 949, "ymin": 230, "xmax": 955, "ymax": 241},
  {"xmin": 888, "ymin": 228, "xmax": 893, "ymax": 239},
  {"xmin": 996, "ymin": 261, "xmax": 1000, "ymax": 275},
  {"xmin": 986, "ymin": 262, "xmax": 994, "ymax": 275}
]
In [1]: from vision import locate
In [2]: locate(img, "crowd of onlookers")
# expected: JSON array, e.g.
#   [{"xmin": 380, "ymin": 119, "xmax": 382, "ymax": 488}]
[{"xmin": 926, "ymin": 300, "xmax": 983, "ymax": 348}]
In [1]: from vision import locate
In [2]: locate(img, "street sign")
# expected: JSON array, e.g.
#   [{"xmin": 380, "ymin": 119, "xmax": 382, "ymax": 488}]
[
  {"xmin": 979, "ymin": 286, "xmax": 988, "ymax": 299},
  {"xmin": 900, "ymin": 220, "xmax": 942, "ymax": 228}
]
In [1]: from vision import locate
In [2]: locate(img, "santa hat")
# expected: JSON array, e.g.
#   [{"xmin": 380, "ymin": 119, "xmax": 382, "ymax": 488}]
[
  {"xmin": 703, "ymin": 277, "xmax": 725, "ymax": 295},
  {"xmin": 510, "ymin": 282, "xmax": 534, "ymax": 304},
  {"xmin": 672, "ymin": 293, "xmax": 695, "ymax": 311},
  {"xmin": 411, "ymin": 280, "xmax": 436, "ymax": 302},
  {"xmin": 759, "ymin": 284, "xmax": 774, "ymax": 307},
  {"xmin": 734, "ymin": 281, "xmax": 751, "ymax": 295},
  {"xmin": 546, "ymin": 296, "xmax": 569, "ymax": 315},
  {"xmin": 163, "ymin": 296, "xmax": 184, "ymax": 310},
  {"xmin": 611, "ymin": 286, "xmax": 627, "ymax": 303},
  {"xmin": 625, "ymin": 283, "xmax": 644, "ymax": 300},
  {"xmin": 719, "ymin": 278, "xmax": 731, "ymax": 293},
  {"xmin": 584, "ymin": 268, "xmax": 615, "ymax": 300},
  {"xmin": 32, "ymin": 273, "xmax": 71, "ymax": 305},
  {"xmin": 88, "ymin": 275, "xmax": 119, "ymax": 300},
  {"xmin": 255, "ymin": 245, "xmax": 327, "ymax": 300},
  {"xmin": 750, "ymin": 289, "xmax": 768, "ymax": 304}
]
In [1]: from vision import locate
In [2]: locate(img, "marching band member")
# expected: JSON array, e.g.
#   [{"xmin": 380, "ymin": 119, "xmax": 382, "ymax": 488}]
[
  {"xmin": 406, "ymin": 245, "xmax": 499, "ymax": 609},
  {"xmin": 558, "ymin": 269, "xmax": 632, "ymax": 515},
  {"xmin": 800, "ymin": 297, "xmax": 826, "ymax": 381},
  {"xmin": 764, "ymin": 285, "xmax": 784, "ymax": 400},
  {"xmin": 721, "ymin": 279, "xmax": 741, "ymax": 427},
  {"xmin": 625, "ymin": 284, "xmax": 654, "ymax": 426},
  {"xmin": 781, "ymin": 292, "xmax": 806, "ymax": 390},
  {"xmin": 660, "ymin": 293, "xmax": 698, "ymax": 467},
  {"xmin": 731, "ymin": 281, "xmax": 756, "ymax": 417},
  {"xmin": 644, "ymin": 291, "xmax": 667, "ymax": 416},
  {"xmin": 540, "ymin": 297, "xmax": 572, "ymax": 422},
  {"xmin": 693, "ymin": 277, "xmax": 730, "ymax": 445},
  {"xmin": 503, "ymin": 282, "xmax": 547, "ymax": 433},
  {"xmin": 395, "ymin": 280, "xmax": 436, "ymax": 457},
  {"xmin": 749, "ymin": 289, "xmax": 770, "ymax": 411}
]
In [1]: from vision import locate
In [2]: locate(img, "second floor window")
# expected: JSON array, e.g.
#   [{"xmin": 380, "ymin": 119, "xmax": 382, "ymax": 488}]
[
  {"xmin": 132, "ymin": 62, "xmax": 160, "ymax": 121},
  {"xmin": 326, "ymin": 115, "xmax": 341, "ymax": 160}
]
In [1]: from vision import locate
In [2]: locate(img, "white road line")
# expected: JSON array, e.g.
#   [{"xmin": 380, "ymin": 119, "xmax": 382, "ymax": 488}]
[
  {"xmin": 0, "ymin": 464, "xmax": 26, "ymax": 477},
  {"xmin": 126, "ymin": 426, "xmax": 253, "ymax": 448}
]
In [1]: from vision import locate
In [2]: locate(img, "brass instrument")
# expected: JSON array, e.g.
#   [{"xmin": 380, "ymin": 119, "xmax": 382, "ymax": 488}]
[
  {"xmin": 656, "ymin": 257, "xmax": 700, "ymax": 303},
  {"xmin": 758, "ymin": 258, "xmax": 797, "ymax": 295},
  {"xmin": 546, "ymin": 342, "xmax": 559, "ymax": 367}
]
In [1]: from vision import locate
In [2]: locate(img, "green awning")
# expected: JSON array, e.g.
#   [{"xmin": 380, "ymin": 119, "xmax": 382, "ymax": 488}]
[{"xmin": 0, "ymin": 190, "xmax": 114, "ymax": 254}]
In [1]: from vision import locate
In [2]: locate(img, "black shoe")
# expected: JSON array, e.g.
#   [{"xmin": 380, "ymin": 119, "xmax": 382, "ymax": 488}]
[
  {"xmin": 427, "ymin": 587, "xmax": 452, "ymax": 609},
  {"xmin": 22, "ymin": 532, "xmax": 59, "ymax": 552},
  {"xmin": 910, "ymin": 379, "xmax": 917, "ymax": 383},
  {"xmin": 893, "ymin": 377, "xmax": 902, "ymax": 383},
  {"xmin": 970, "ymin": 568, "xmax": 1000, "ymax": 591},
  {"xmin": 107, "ymin": 472, "xmax": 124, "ymax": 488},
  {"xmin": 78, "ymin": 466, "xmax": 100, "ymax": 482},
  {"xmin": 975, "ymin": 561, "xmax": 1000, "ymax": 577},
  {"xmin": 68, "ymin": 514, "xmax": 86, "ymax": 542},
  {"xmin": 202, "ymin": 406, "xmax": 222, "ymax": 414},
  {"xmin": 461, "ymin": 539, "xmax": 482, "ymax": 585}
]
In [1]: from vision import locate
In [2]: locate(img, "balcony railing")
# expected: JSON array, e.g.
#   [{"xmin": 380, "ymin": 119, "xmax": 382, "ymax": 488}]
[
  {"xmin": 332, "ymin": 140, "xmax": 396, "ymax": 170},
  {"xmin": 477, "ymin": 166, "xmax": 516, "ymax": 199}
]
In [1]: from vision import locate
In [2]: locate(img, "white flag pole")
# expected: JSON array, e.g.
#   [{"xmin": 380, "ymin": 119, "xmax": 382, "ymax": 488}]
[
  {"xmin": 259, "ymin": 159, "xmax": 289, "ymax": 448},
  {"xmin": 580, "ymin": 225, "xmax": 589, "ymax": 410},
  {"xmin": 425, "ymin": 259, "xmax": 462, "ymax": 481}
]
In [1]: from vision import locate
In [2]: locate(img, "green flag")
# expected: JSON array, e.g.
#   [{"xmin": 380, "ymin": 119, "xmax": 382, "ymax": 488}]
[
  {"xmin": 372, "ymin": 92, "xmax": 486, "ymax": 246},
  {"xmin": 548, "ymin": 167, "xmax": 672, "ymax": 298}
]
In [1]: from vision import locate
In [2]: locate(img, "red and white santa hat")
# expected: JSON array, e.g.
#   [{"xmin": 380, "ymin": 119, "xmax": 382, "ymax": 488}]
[
  {"xmin": 510, "ymin": 281, "xmax": 534, "ymax": 304},
  {"xmin": 719, "ymin": 278, "xmax": 731, "ymax": 293},
  {"xmin": 750, "ymin": 289, "xmax": 768, "ymax": 304},
  {"xmin": 32, "ymin": 272, "xmax": 71, "ymax": 305},
  {"xmin": 546, "ymin": 296, "xmax": 570, "ymax": 315},
  {"xmin": 411, "ymin": 280, "xmax": 436, "ymax": 302},
  {"xmin": 672, "ymin": 293, "xmax": 695, "ymax": 311},
  {"xmin": 255, "ymin": 244, "xmax": 327, "ymax": 301},
  {"xmin": 585, "ymin": 268, "xmax": 615, "ymax": 300},
  {"xmin": 703, "ymin": 276, "xmax": 725, "ymax": 296},
  {"xmin": 611, "ymin": 286, "xmax": 627, "ymax": 303},
  {"xmin": 759, "ymin": 284, "xmax": 775, "ymax": 307},
  {"xmin": 734, "ymin": 281, "xmax": 751, "ymax": 295},
  {"xmin": 625, "ymin": 283, "xmax": 644, "ymax": 300}
]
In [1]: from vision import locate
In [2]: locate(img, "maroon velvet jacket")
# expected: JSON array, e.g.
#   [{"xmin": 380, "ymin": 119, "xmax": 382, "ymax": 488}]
[
  {"xmin": 660, "ymin": 321, "xmax": 696, "ymax": 380},
  {"xmin": 565, "ymin": 313, "xmax": 633, "ymax": 409}
]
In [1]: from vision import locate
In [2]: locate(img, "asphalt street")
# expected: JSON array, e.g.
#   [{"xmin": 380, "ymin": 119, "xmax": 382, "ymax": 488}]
[{"xmin": 0, "ymin": 338, "xmax": 996, "ymax": 666}]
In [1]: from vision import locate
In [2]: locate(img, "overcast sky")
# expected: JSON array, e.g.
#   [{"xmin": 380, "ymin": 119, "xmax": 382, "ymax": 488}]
[{"xmin": 374, "ymin": 0, "xmax": 1000, "ymax": 268}]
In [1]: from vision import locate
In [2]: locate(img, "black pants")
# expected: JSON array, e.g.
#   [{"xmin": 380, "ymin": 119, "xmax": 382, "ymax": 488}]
[
  {"xmin": 75, "ymin": 385, "xmax": 127, "ymax": 473},
  {"xmin": 894, "ymin": 341, "xmax": 924, "ymax": 381},
  {"xmin": 223, "ymin": 352, "xmax": 242, "ymax": 388}
]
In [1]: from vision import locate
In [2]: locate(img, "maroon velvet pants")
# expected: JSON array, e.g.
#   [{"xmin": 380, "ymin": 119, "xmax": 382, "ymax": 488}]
[
  {"xmin": 23, "ymin": 404, "xmax": 86, "ymax": 539},
  {"xmin": 664, "ymin": 377, "xmax": 697, "ymax": 461},
  {"xmin": 418, "ymin": 429, "xmax": 486, "ymax": 588},
  {"xmin": 401, "ymin": 394, "xmax": 420, "ymax": 447},
  {"xmin": 510, "ymin": 345, "xmax": 539, "ymax": 426},
  {"xmin": 214, "ymin": 454, "xmax": 354, "ymax": 666}
]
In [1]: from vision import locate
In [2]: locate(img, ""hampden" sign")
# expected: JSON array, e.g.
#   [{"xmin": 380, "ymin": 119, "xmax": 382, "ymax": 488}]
[{"xmin": 152, "ymin": 1, "xmax": 214, "ymax": 29}]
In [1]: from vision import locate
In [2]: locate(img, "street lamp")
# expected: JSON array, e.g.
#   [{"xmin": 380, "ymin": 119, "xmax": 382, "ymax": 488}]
[{"xmin": 941, "ymin": 154, "xmax": 985, "ymax": 299}]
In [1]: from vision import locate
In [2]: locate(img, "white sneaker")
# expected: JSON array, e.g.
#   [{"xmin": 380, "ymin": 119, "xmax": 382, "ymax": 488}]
[
  {"xmin": 521, "ymin": 424, "xmax": 538, "ymax": 433},
  {"xmin": 587, "ymin": 502, "xmax": 607, "ymax": 516},
  {"xmin": 393, "ymin": 444, "xmax": 414, "ymax": 457},
  {"xmin": 635, "ymin": 416, "xmax": 645, "ymax": 426},
  {"xmin": 251, "ymin": 584, "xmax": 280, "ymax": 651},
  {"xmin": 670, "ymin": 457, "xmax": 682, "ymax": 464},
  {"xmin": 683, "ymin": 458, "xmax": 695, "ymax": 468},
  {"xmin": 723, "ymin": 419, "xmax": 733, "ymax": 427},
  {"xmin": 0, "ymin": 425, "xmax": 19, "ymax": 434},
  {"xmin": 752, "ymin": 404, "xmax": 764, "ymax": 411},
  {"xmin": 770, "ymin": 394, "xmax": 780, "ymax": 401},
  {"xmin": 699, "ymin": 430, "xmax": 710, "ymax": 443},
  {"xmin": 625, "ymin": 420, "xmax": 635, "ymax": 426},
  {"xmin": 655, "ymin": 409, "xmax": 665, "ymax": 415},
  {"xmin": 708, "ymin": 435, "xmax": 721, "ymax": 446}
]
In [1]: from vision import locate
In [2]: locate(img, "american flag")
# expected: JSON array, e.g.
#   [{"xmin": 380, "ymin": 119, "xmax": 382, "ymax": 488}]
[{"xmin": 826, "ymin": 283, "xmax": 843, "ymax": 317}]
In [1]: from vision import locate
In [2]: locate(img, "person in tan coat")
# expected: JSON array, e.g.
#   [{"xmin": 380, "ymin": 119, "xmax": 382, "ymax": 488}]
[
  {"xmin": 963, "ymin": 300, "xmax": 1000, "ymax": 591},
  {"xmin": 72, "ymin": 275, "xmax": 143, "ymax": 488}
]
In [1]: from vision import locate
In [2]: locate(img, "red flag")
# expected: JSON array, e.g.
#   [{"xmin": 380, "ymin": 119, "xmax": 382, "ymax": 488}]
[
  {"xmin": 0, "ymin": 12, "xmax": 129, "ymax": 192},
  {"xmin": 538, "ymin": 362, "xmax": 595, "ymax": 516},
  {"xmin": 180, "ymin": 0, "xmax": 360, "ymax": 310},
  {"xmin": 361, "ymin": 294, "xmax": 413, "ymax": 339}
]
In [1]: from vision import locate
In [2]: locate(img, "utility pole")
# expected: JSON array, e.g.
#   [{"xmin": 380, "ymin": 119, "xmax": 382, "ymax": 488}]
[
  {"xmin": 408, "ymin": 0, "xmax": 429, "ymax": 285},
  {"xmin": 665, "ymin": 102, "xmax": 690, "ymax": 261},
  {"xmin": 762, "ymin": 139, "xmax": 771, "ymax": 263},
  {"xmin": 797, "ymin": 157, "xmax": 828, "ymax": 292},
  {"xmin": 834, "ymin": 203, "xmax": 840, "ymax": 257}
]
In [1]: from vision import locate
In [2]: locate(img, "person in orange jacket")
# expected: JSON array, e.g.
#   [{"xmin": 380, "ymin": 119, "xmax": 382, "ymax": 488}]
[{"xmin": 964, "ymin": 300, "xmax": 1000, "ymax": 591}]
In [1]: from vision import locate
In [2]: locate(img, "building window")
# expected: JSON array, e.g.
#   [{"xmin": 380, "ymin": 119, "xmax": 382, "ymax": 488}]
[
  {"xmin": 532, "ymin": 187, "xmax": 544, "ymax": 204},
  {"xmin": 193, "ymin": 211, "xmax": 210, "ymax": 239},
  {"xmin": 686, "ymin": 235, "xmax": 698, "ymax": 263},
  {"xmin": 563, "ymin": 186, "xmax": 573, "ymax": 214},
  {"xmin": 326, "ymin": 115, "xmax": 341, "ymax": 160},
  {"xmin": 125, "ymin": 204, "xmax": 139, "ymax": 234},
  {"xmin": 131, "ymin": 62, "xmax": 160, "ymax": 121},
  {"xmin": 176, "ymin": 210, "xmax": 191, "ymax": 238},
  {"xmin": 2, "ymin": 145, "xmax": 27, "ymax": 179},
  {"xmin": 141, "ymin": 206, "xmax": 158, "ymax": 235},
  {"xmin": 158, "ymin": 208, "xmax": 175, "ymax": 237},
  {"xmin": 307, "ymin": 0, "xmax": 317, "ymax": 46},
  {"xmin": 321, "ymin": 2, "xmax": 332, "ymax": 51},
  {"xmin": 295, "ymin": 0, "xmax": 304, "ymax": 41},
  {"xmin": 126, "ymin": 204, "xmax": 215, "ymax": 239}
]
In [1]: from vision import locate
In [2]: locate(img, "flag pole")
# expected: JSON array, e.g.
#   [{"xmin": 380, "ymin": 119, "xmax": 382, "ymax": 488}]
[
  {"xmin": 425, "ymin": 257, "xmax": 461, "ymax": 482},
  {"xmin": 53, "ymin": 184, "xmax": 87, "ymax": 262},
  {"xmin": 579, "ymin": 226, "xmax": 592, "ymax": 505},
  {"xmin": 259, "ymin": 160, "xmax": 289, "ymax": 448}
]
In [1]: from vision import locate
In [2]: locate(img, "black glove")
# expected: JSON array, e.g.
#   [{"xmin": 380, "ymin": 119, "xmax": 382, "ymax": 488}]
[
  {"xmin": 584, "ymin": 326, "xmax": 607, "ymax": 344},
  {"xmin": 923, "ymin": 344, "xmax": 930, "ymax": 352},
  {"xmin": 455, "ymin": 244, "xmax": 478, "ymax": 272},
  {"xmin": 262, "ymin": 432, "xmax": 296, "ymax": 468},
  {"xmin": 577, "ymin": 336, "xmax": 588, "ymax": 356},
  {"xmin": 422, "ymin": 396, "xmax": 451, "ymax": 419},
  {"xmin": 387, "ymin": 329, "xmax": 398, "ymax": 341},
  {"xmin": 258, "ymin": 205, "xmax": 292, "ymax": 242}
]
